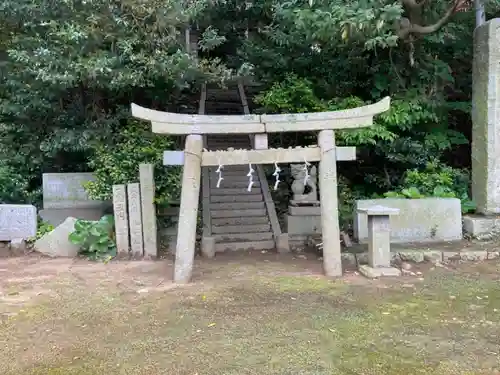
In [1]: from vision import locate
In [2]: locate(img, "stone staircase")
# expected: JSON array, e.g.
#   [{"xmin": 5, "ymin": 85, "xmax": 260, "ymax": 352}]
[{"xmin": 201, "ymin": 85, "xmax": 276, "ymax": 252}]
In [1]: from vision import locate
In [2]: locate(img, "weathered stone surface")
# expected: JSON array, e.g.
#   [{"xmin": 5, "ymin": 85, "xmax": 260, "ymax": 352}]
[
  {"xmin": 34, "ymin": 217, "xmax": 80, "ymax": 257},
  {"xmin": 366, "ymin": 215, "xmax": 393, "ymax": 268},
  {"xmin": 354, "ymin": 198, "xmax": 462, "ymax": 243},
  {"xmin": 112, "ymin": 185, "xmax": 129, "ymax": 255},
  {"xmin": 43, "ymin": 173, "xmax": 106, "ymax": 209},
  {"xmin": 459, "ymin": 250, "xmax": 488, "ymax": 261},
  {"xmin": 487, "ymin": 251, "xmax": 500, "ymax": 260},
  {"xmin": 471, "ymin": 19, "xmax": 500, "ymax": 214},
  {"xmin": 201, "ymin": 236, "xmax": 216, "ymax": 258},
  {"xmin": 276, "ymin": 233, "xmax": 290, "ymax": 253},
  {"xmin": 318, "ymin": 130, "xmax": 342, "ymax": 277},
  {"xmin": 286, "ymin": 215, "xmax": 322, "ymax": 235},
  {"xmin": 463, "ymin": 215, "xmax": 500, "ymax": 237},
  {"xmin": 358, "ymin": 265, "xmax": 401, "ymax": 278},
  {"xmin": 442, "ymin": 251, "xmax": 461, "ymax": 262},
  {"xmin": 288, "ymin": 206, "xmax": 321, "ymax": 216},
  {"xmin": 9, "ymin": 238, "xmax": 26, "ymax": 254},
  {"xmin": 174, "ymin": 134, "xmax": 203, "ymax": 283},
  {"xmin": 396, "ymin": 250, "xmax": 425, "ymax": 263},
  {"xmin": 0, "ymin": 205, "xmax": 37, "ymax": 241},
  {"xmin": 39, "ymin": 208, "xmax": 103, "ymax": 227},
  {"xmin": 139, "ymin": 164, "xmax": 157, "ymax": 258},
  {"xmin": 423, "ymin": 250, "xmax": 443, "ymax": 263},
  {"xmin": 127, "ymin": 183, "xmax": 143, "ymax": 257}
]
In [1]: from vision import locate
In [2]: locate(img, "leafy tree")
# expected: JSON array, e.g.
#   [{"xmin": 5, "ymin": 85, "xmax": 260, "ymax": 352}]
[{"xmin": 0, "ymin": 0, "xmax": 231, "ymax": 204}]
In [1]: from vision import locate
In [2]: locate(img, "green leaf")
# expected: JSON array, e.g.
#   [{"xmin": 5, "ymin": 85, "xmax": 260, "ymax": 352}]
[{"xmin": 68, "ymin": 232, "xmax": 85, "ymax": 245}]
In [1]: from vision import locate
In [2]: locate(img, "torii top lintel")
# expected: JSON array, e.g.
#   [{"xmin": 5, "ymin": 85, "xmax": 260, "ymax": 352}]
[{"xmin": 131, "ymin": 96, "xmax": 390, "ymax": 135}]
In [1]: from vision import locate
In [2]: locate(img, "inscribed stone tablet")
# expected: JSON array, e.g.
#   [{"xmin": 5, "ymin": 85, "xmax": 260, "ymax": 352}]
[
  {"xmin": 0, "ymin": 205, "xmax": 37, "ymax": 241},
  {"xmin": 43, "ymin": 173, "xmax": 105, "ymax": 209}
]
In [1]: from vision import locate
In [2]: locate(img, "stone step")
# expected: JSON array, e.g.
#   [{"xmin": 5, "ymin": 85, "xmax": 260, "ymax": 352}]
[
  {"xmin": 211, "ymin": 208, "xmax": 267, "ymax": 218},
  {"xmin": 210, "ymin": 188, "xmax": 262, "ymax": 196},
  {"xmin": 212, "ymin": 223, "xmax": 271, "ymax": 234},
  {"xmin": 210, "ymin": 180, "xmax": 261, "ymax": 189},
  {"xmin": 215, "ymin": 240, "xmax": 275, "ymax": 252},
  {"xmin": 211, "ymin": 216, "xmax": 269, "ymax": 226},
  {"xmin": 210, "ymin": 170, "xmax": 258, "ymax": 176},
  {"xmin": 210, "ymin": 175, "xmax": 259, "ymax": 182},
  {"xmin": 210, "ymin": 201, "xmax": 265, "ymax": 210},
  {"xmin": 214, "ymin": 231, "xmax": 273, "ymax": 242},
  {"xmin": 210, "ymin": 194, "xmax": 263, "ymax": 203}
]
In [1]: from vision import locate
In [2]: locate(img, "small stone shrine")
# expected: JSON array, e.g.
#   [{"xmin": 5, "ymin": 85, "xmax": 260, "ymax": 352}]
[{"xmin": 286, "ymin": 163, "xmax": 322, "ymax": 247}]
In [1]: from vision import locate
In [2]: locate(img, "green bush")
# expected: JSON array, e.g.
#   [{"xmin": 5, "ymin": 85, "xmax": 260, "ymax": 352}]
[
  {"xmin": 85, "ymin": 119, "xmax": 182, "ymax": 208},
  {"xmin": 383, "ymin": 161, "xmax": 475, "ymax": 213},
  {"xmin": 68, "ymin": 215, "xmax": 116, "ymax": 261}
]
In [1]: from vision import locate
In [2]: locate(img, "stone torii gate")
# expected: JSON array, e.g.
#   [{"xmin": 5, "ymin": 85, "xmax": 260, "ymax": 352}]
[{"xmin": 131, "ymin": 97, "xmax": 390, "ymax": 283}]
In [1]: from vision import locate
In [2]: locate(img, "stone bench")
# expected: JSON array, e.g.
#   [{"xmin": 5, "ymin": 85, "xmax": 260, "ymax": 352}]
[{"xmin": 356, "ymin": 205, "xmax": 401, "ymax": 278}]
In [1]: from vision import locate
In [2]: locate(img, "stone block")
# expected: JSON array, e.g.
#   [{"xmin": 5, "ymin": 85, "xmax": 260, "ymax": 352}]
[
  {"xmin": 276, "ymin": 233, "xmax": 290, "ymax": 253},
  {"xmin": 0, "ymin": 204, "xmax": 37, "ymax": 241},
  {"xmin": 112, "ymin": 185, "xmax": 129, "ymax": 255},
  {"xmin": 423, "ymin": 250, "xmax": 443, "ymax": 263},
  {"xmin": 288, "ymin": 206, "xmax": 321, "ymax": 216},
  {"xmin": 9, "ymin": 238, "xmax": 26, "ymax": 254},
  {"xmin": 286, "ymin": 215, "xmax": 321, "ymax": 235},
  {"xmin": 459, "ymin": 250, "xmax": 488, "ymax": 261},
  {"xmin": 42, "ymin": 173, "xmax": 106, "ymax": 209},
  {"xmin": 358, "ymin": 265, "xmax": 401, "ymax": 278},
  {"xmin": 34, "ymin": 217, "xmax": 80, "ymax": 257},
  {"xmin": 463, "ymin": 215, "xmax": 500, "ymax": 237},
  {"xmin": 354, "ymin": 198, "xmax": 462, "ymax": 243},
  {"xmin": 139, "ymin": 164, "xmax": 157, "ymax": 258},
  {"xmin": 39, "ymin": 208, "xmax": 104, "ymax": 227},
  {"xmin": 366, "ymin": 214, "xmax": 392, "ymax": 268},
  {"xmin": 396, "ymin": 250, "xmax": 425, "ymax": 263},
  {"xmin": 254, "ymin": 134, "xmax": 268, "ymax": 150},
  {"xmin": 201, "ymin": 236, "xmax": 216, "ymax": 258},
  {"xmin": 471, "ymin": 19, "xmax": 500, "ymax": 214},
  {"xmin": 127, "ymin": 183, "xmax": 143, "ymax": 257}
]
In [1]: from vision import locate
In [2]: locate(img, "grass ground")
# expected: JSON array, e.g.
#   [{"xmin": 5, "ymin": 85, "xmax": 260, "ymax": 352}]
[{"xmin": 0, "ymin": 251, "xmax": 499, "ymax": 375}]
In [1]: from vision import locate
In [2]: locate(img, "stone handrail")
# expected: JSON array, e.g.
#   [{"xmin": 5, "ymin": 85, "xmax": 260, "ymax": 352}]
[
  {"xmin": 201, "ymin": 137, "xmax": 212, "ymax": 238},
  {"xmin": 249, "ymin": 135, "xmax": 283, "ymax": 244}
]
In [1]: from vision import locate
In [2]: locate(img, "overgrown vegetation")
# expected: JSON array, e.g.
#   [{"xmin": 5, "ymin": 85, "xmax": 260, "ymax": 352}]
[
  {"xmin": 1, "ymin": 0, "xmax": 498, "ymax": 228},
  {"xmin": 68, "ymin": 215, "xmax": 116, "ymax": 260}
]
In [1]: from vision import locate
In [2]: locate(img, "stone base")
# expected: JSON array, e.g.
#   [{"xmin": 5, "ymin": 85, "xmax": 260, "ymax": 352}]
[
  {"xmin": 463, "ymin": 215, "xmax": 500, "ymax": 237},
  {"xmin": 288, "ymin": 206, "xmax": 321, "ymax": 216},
  {"xmin": 276, "ymin": 233, "xmax": 290, "ymax": 253},
  {"xmin": 286, "ymin": 215, "xmax": 321, "ymax": 236},
  {"xmin": 201, "ymin": 236, "xmax": 216, "ymax": 258},
  {"xmin": 358, "ymin": 265, "xmax": 401, "ymax": 278},
  {"xmin": 290, "ymin": 201, "xmax": 320, "ymax": 207}
]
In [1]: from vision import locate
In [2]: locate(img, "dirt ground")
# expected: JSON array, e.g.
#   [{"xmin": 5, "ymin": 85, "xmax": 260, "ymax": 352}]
[{"xmin": 1, "ymin": 250, "xmax": 500, "ymax": 375}]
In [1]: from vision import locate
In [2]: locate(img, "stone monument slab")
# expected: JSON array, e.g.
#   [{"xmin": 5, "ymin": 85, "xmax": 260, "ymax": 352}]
[
  {"xmin": 139, "ymin": 164, "xmax": 157, "ymax": 258},
  {"xmin": 113, "ymin": 184, "xmax": 129, "ymax": 255},
  {"xmin": 127, "ymin": 183, "xmax": 144, "ymax": 257},
  {"xmin": 354, "ymin": 198, "xmax": 462, "ymax": 243},
  {"xmin": 43, "ymin": 173, "xmax": 105, "ymax": 209},
  {"xmin": 471, "ymin": 19, "xmax": 500, "ymax": 214},
  {"xmin": 0, "ymin": 204, "xmax": 37, "ymax": 241}
]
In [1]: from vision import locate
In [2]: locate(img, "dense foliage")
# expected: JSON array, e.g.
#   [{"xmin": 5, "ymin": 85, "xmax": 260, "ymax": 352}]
[{"xmin": 1, "ymin": 0, "xmax": 499, "ymax": 228}]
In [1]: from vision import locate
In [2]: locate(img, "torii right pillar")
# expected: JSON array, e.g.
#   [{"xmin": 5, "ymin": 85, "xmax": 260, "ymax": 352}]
[{"xmin": 318, "ymin": 129, "xmax": 342, "ymax": 277}]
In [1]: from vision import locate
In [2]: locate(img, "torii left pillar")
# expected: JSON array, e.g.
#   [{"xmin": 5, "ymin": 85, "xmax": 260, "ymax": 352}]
[{"xmin": 174, "ymin": 134, "xmax": 203, "ymax": 283}]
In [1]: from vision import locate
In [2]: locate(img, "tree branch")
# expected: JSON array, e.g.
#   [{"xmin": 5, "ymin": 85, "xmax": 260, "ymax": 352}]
[{"xmin": 398, "ymin": 0, "xmax": 464, "ymax": 40}]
